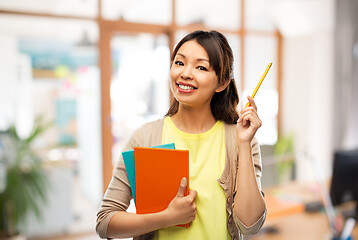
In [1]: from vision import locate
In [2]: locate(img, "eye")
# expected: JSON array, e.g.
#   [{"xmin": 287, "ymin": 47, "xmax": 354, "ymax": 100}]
[
  {"xmin": 174, "ymin": 61, "xmax": 184, "ymax": 66},
  {"xmin": 197, "ymin": 66, "xmax": 208, "ymax": 71}
]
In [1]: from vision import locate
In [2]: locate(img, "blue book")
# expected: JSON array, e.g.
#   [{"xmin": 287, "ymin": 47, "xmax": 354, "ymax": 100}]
[{"xmin": 122, "ymin": 143, "xmax": 175, "ymax": 205}]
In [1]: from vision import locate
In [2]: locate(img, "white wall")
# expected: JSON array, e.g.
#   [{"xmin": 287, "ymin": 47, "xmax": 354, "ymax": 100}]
[
  {"xmin": 276, "ymin": 0, "xmax": 335, "ymax": 181},
  {"xmin": 282, "ymin": 33, "xmax": 335, "ymax": 182}
]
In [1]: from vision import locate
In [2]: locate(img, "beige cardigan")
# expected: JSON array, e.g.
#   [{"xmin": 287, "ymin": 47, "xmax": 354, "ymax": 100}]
[{"xmin": 96, "ymin": 119, "xmax": 266, "ymax": 240}]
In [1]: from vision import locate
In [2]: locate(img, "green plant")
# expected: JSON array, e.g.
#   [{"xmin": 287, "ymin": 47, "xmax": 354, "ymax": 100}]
[
  {"xmin": 0, "ymin": 117, "xmax": 51, "ymax": 237},
  {"xmin": 274, "ymin": 133, "xmax": 295, "ymax": 182}
]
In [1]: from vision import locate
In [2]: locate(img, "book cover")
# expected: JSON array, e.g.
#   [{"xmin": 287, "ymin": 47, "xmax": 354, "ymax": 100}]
[
  {"xmin": 134, "ymin": 147, "xmax": 189, "ymax": 227},
  {"xmin": 122, "ymin": 143, "xmax": 175, "ymax": 205}
]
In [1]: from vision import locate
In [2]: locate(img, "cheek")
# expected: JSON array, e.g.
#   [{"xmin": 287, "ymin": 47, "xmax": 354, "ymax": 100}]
[
  {"xmin": 169, "ymin": 79, "xmax": 175, "ymax": 91},
  {"xmin": 169, "ymin": 73, "xmax": 177, "ymax": 93},
  {"xmin": 201, "ymin": 75, "xmax": 219, "ymax": 89},
  {"xmin": 169, "ymin": 67, "xmax": 180, "ymax": 80},
  {"xmin": 169, "ymin": 70, "xmax": 175, "ymax": 85}
]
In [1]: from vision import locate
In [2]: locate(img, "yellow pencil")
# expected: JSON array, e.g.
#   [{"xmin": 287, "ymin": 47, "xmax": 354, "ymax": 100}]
[{"xmin": 245, "ymin": 62, "xmax": 272, "ymax": 107}]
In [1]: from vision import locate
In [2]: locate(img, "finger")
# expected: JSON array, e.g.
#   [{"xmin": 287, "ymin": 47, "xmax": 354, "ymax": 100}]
[
  {"xmin": 238, "ymin": 108, "xmax": 254, "ymax": 123},
  {"xmin": 188, "ymin": 189, "xmax": 197, "ymax": 201},
  {"xmin": 240, "ymin": 110, "xmax": 257, "ymax": 121},
  {"xmin": 192, "ymin": 203, "xmax": 197, "ymax": 212},
  {"xmin": 239, "ymin": 112, "xmax": 254, "ymax": 126},
  {"xmin": 242, "ymin": 113, "xmax": 261, "ymax": 126},
  {"xmin": 238, "ymin": 108, "xmax": 260, "ymax": 126},
  {"xmin": 248, "ymin": 115, "xmax": 262, "ymax": 128},
  {"xmin": 241, "ymin": 106, "xmax": 256, "ymax": 114},
  {"xmin": 240, "ymin": 108, "xmax": 256, "ymax": 120},
  {"xmin": 176, "ymin": 177, "xmax": 187, "ymax": 197},
  {"xmin": 242, "ymin": 117, "xmax": 248, "ymax": 126},
  {"xmin": 191, "ymin": 210, "xmax": 196, "ymax": 221},
  {"xmin": 240, "ymin": 113, "xmax": 261, "ymax": 128},
  {"xmin": 247, "ymin": 96, "xmax": 257, "ymax": 111},
  {"xmin": 241, "ymin": 107, "xmax": 260, "ymax": 118},
  {"xmin": 240, "ymin": 110, "xmax": 260, "ymax": 121}
]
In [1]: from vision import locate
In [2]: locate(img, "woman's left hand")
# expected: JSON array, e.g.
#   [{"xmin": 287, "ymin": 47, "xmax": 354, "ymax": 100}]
[{"xmin": 237, "ymin": 96, "xmax": 262, "ymax": 144}]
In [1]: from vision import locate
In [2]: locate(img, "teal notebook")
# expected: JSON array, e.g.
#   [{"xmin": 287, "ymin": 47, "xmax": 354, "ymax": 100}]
[{"xmin": 122, "ymin": 143, "xmax": 175, "ymax": 205}]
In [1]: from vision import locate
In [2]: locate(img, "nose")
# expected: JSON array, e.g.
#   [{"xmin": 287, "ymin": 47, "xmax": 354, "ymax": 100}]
[{"xmin": 181, "ymin": 66, "xmax": 193, "ymax": 80}]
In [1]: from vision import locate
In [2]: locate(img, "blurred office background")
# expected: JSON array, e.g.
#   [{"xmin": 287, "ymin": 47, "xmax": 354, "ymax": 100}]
[{"xmin": 0, "ymin": 0, "xmax": 357, "ymax": 239}]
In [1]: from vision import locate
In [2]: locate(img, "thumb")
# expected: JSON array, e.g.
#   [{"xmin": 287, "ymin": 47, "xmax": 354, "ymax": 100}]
[{"xmin": 176, "ymin": 177, "xmax": 187, "ymax": 197}]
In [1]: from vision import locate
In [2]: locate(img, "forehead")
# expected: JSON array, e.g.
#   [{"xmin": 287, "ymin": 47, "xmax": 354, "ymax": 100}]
[{"xmin": 176, "ymin": 40, "xmax": 209, "ymax": 59}]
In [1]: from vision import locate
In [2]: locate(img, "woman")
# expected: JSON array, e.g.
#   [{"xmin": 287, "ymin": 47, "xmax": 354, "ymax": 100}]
[{"xmin": 96, "ymin": 30, "xmax": 266, "ymax": 240}]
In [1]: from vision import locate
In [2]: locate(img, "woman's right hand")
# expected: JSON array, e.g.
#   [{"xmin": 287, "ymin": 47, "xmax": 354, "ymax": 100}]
[{"xmin": 164, "ymin": 177, "xmax": 197, "ymax": 226}]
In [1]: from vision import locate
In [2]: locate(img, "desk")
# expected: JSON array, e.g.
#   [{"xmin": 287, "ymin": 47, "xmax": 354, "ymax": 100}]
[
  {"xmin": 250, "ymin": 211, "xmax": 358, "ymax": 240},
  {"xmin": 249, "ymin": 182, "xmax": 358, "ymax": 240}
]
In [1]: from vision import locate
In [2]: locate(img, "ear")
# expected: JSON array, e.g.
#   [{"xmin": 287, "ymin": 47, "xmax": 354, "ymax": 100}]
[{"xmin": 215, "ymin": 79, "xmax": 231, "ymax": 93}]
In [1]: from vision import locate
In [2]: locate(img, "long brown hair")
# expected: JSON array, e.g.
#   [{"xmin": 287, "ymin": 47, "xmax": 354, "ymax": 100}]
[{"xmin": 166, "ymin": 30, "xmax": 239, "ymax": 124}]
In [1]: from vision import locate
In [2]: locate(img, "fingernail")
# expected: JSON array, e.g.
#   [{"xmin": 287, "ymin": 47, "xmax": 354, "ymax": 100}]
[{"xmin": 181, "ymin": 177, "xmax": 187, "ymax": 185}]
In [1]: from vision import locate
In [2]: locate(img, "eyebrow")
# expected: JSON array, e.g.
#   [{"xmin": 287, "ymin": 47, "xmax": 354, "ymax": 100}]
[{"xmin": 176, "ymin": 53, "xmax": 210, "ymax": 63}]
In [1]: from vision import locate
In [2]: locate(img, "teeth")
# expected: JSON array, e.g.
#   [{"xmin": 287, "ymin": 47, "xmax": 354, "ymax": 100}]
[{"xmin": 178, "ymin": 84, "xmax": 195, "ymax": 90}]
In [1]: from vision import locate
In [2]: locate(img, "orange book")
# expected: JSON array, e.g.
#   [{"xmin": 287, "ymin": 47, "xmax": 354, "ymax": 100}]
[{"xmin": 134, "ymin": 147, "xmax": 189, "ymax": 227}]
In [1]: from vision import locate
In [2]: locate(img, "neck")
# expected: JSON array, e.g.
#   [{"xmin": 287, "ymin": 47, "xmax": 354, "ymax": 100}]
[{"xmin": 171, "ymin": 104, "xmax": 217, "ymax": 134}]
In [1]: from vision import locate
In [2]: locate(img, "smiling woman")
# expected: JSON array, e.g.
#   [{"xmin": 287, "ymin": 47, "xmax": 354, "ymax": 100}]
[
  {"xmin": 96, "ymin": 30, "xmax": 266, "ymax": 240},
  {"xmin": 167, "ymin": 31, "xmax": 239, "ymax": 125},
  {"xmin": 0, "ymin": 1, "xmax": 283, "ymax": 239},
  {"xmin": 170, "ymin": 41, "xmax": 218, "ymax": 105}
]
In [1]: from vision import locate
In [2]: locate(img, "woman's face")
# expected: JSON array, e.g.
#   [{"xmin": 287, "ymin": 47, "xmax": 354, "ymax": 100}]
[{"xmin": 170, "ymin": 40, "xmax": 222, "ymax": 109}]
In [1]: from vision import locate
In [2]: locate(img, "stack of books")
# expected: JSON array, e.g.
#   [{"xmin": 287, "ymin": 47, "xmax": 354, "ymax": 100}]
[{"xmin": 122, "ymin": 143, "xmax": 189, "ymax": 227}]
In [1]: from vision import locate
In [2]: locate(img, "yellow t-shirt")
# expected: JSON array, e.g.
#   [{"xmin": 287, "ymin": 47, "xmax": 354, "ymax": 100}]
[{"xmin": 154, "ymin": 117, "xmax": 231, "ymax": 240}]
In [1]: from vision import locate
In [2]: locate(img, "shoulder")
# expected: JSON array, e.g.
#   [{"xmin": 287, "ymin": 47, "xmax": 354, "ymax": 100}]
[
  {"xmin": 133, "ymin": 118, "xmax": 164, "ymax": 137},
  {"xmin": 223, "ymin": 122, "xmax": 237, "ymax": 132},
  {"xmin": 123, "ymin": 118, "xmax": 164, "ymax": 151},
  {"xmin": 223, "ymin": 122, "xmax": 237, "ymax": 144},
  {"xmin": 141, "ymin": 118, "xmax": 164, "ymax": 130}
]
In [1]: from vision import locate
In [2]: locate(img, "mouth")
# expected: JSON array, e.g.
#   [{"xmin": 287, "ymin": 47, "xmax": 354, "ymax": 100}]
[{"xmin": 176, "ymin": 82, "xmax": 197, "ymax": 92}]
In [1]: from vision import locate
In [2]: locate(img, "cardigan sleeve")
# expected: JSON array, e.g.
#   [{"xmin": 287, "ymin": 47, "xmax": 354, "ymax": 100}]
[
  {"xmin": 95, "ymin": 142, "xmax": 135, "ymax": 238},
  {"xmin": 251, "ymin": 137, "xmax": 264, "ymax": 193},
  {"xmin": 233, "ymin": 209, "xmax": 266, "ymax": 235},
  {"xmin": 95, "ymin": 119, "xmax": 163, "ymax": 239},
  {"xmin": 95, "ymin": 124, "xmax": 148, "ymax": 239},
  {"xmin": 233, "ymin": 137, "xmax": 266, "ymax": 235}
]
